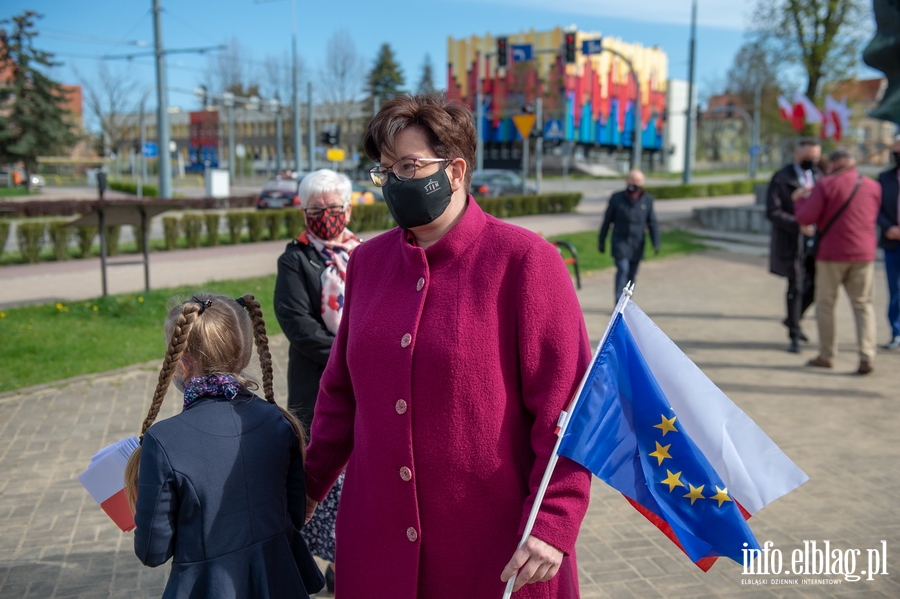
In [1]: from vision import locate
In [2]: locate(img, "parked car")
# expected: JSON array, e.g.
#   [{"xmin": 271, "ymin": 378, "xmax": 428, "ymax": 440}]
[
  {"xmin": 470, "ymin": 169, "xmax": 536, "ymax": 197},
  {"xmin": 255, "ymin": 173, "xmax": 379, "ymax": 209}
]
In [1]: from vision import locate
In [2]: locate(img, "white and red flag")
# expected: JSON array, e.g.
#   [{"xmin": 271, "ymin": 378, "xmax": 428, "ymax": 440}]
[
  {"xmin": 777, "ymin": 95, "xmax": 793, "ymax": 122},
  {"xmin": 823, "ymin": 95, "xmax": 852, "ymax": 140},
  {"xmin": 792, "ymin": 92, "xmax": 822, "ymax": 131},
  {"xmin": 78, "ymin": 436, "xmax": 139, "ymax": 531}
]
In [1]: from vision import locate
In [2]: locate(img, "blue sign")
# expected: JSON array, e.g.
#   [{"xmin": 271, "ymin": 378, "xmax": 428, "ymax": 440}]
[
  {"xmin": 142, "ymin": 142, "xmax": 158, "ymax": 158},
  {"xmin": 544, "ymin": 119, "xmax": 565, "ymax": 140},
  {"xmin": 581, "ymin": 39, "xmax": 603, "ymax": 55},
  {"xmin": 511, "ymin": 44, "xmax": 533, "ymax": 62},
  {"xmin": 749, "ymin": 145, "xmax": 762, "ymax": 157}
]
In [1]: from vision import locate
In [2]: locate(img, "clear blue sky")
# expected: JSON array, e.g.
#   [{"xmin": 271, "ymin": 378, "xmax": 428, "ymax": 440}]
[{"xmin": 2, "ymin": 0, "xmax": 879, "ymax": 128}]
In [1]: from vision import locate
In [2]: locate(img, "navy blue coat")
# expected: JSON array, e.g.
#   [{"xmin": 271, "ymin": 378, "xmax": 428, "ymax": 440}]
[
  {"xmin": 134, "ymin": 391, "xmax": 324, "ymax": 599},
  {"xmin": 598, "ymin": 190, "xmax": 660, "ymax": 261},
  {"xmin": 878, "ymin": 167, "xmax": 899, "ymax": 252}
]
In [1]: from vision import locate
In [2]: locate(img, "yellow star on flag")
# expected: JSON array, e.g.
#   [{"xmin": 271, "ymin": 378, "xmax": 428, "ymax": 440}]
[
  {"xmin": 712, "ymin": 486, "xmax": 732, "ymax": 507},
  {"xmin": 661, "ymin": 470, "xmax": 685, "ymax": 492},
  {"xmin": 683, "ymin": 484, "xmax": 706, "ymax": 505},
  {"xmin": 653, "ymin": 415, "xmax": 678, "ymax": 436},
  {"xmin": 648, "ymin": 441, "xmax": 673, "ymax": 466}
]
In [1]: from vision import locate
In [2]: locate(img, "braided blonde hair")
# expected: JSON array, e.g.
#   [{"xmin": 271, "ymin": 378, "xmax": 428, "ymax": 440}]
[{"xmin": 124, "ymin": 293, "xmax": 305, "ymax": 513}]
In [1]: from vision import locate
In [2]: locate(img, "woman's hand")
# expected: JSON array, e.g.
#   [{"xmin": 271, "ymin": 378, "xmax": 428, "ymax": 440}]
[
  {"xmin": 499, "ymin": 535, "xmax": 563, "ymax": 592},
  {"xmin": 305, "ymin": 495, "xmax": 319, "ymax": 524}
]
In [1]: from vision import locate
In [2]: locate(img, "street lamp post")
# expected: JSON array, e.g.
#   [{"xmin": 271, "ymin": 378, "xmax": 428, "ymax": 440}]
[
  {"xmin": 683, "ymin": 0, "xmax": 698, "ymax": 184},
  {"xmin": 595, "ymin": 44, "xmax": 642, "ymax": 171},
  {"xmin": 475, "ymin": 48, "xmax": 484, "ymax": 172},
  {"xmin": 152, "ymin": 0, "xmax": 172, "ymax": 198},
  {"xmin": 290, "ymin": 0, "xmax": 301, "ymax": 172},
  {"xmin": 223, "ymin": 91, "xmax": 235, "ymax": 181},
  {"xmin": 270, "ymin": 98, "xmax": 283, "ymax": 173}
]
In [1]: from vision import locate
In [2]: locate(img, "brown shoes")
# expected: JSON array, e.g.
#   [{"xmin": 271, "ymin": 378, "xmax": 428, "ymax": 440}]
[
  {"xmin": 857, "ymin": 361, "xmax": 874, "ymax": 375},
  {"xmin": 806, "ymin": 356, "xmax": 833, "ymax": 368}
]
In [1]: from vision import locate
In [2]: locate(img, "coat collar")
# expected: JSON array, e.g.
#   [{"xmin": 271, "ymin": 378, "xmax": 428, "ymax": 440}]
[{"xmin": 402, "ymin": 196, "xmax": 486, "ymax": 271}]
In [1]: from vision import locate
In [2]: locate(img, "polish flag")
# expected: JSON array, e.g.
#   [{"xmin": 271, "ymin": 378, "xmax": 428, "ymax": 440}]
[
  {"xmin": 823, "ymin": 95, "xmax": 852, "ymax": 141},
  {"xmin": 792, "ymin": 92, "xmax": 822, "ymax": 131},
  {"xmin": 78, "ymin": 436, "xmax": 139, "ymax": 531},
  {"xmin": 777, "ymin": 95, "xmax": 792, "ymax": 121}
]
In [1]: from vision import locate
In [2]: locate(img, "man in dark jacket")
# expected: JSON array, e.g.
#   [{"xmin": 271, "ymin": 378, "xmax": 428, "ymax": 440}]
[
  {"xmin": 878, "ymin": 138, "xmax": 900, "ymax": 349},
  {"xmin": 766, "ymin": 139, "xmax": 823, "ymax": 353},
  {"xmin": 599, "ymin": 169, "xmax": 660, "ymax": 302}
]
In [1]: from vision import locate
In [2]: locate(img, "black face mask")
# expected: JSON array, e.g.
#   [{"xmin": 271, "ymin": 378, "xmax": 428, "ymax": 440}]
[
  {"xmin": 626, "ymin": 184, "xmax": 643, "ymax": 194},
  {"xmin": 382, "ymin": 169, "xmax": 453, "ymax": 229},
  {"xmin": 799, "ymin": 159, "xmax": 816, "ymax": 171}
]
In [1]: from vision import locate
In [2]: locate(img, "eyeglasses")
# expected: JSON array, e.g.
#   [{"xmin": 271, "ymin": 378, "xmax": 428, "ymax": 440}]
[
  {"xmin": 368, "ymin": 157, "xmax": 452, "ymax": 187},
  {"xmin": 303, "ymin": 205, "xmax": 345, "ymax": 218}
]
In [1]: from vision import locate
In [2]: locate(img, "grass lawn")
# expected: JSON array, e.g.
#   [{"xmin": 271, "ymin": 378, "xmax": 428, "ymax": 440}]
[
  {"xmin": 0, "ymin": 230, "xmax": 705, "ymax": 394},
  {"xmin": 0, "ymin": 187, "xmax": 32, "ymax": 198},
  {"xmin": 0, "ymin": 275, "xmax": 280, "ymax": 394},
  {"xmin": 547, "ymin": 229, "xmax": 707, "ymax": 275}
]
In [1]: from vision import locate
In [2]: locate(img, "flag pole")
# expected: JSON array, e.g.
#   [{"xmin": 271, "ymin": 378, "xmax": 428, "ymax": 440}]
[{"xmin": 502, "ymin": 282, "xmax": 634, "ymax": 599}]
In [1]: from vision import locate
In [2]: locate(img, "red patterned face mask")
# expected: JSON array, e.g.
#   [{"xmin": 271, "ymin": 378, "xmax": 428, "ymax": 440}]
[{"xmin": 306, "ymin": 210, "xmax": 347, "ymax": 240}]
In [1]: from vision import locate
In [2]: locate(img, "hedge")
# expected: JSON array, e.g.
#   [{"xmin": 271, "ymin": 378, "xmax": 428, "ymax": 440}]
[
  {"xmin": 644, "ymin": 180, "xmax": 759, "ymax": 200},
  {"xmin": 0, "ymin": 196, "xmax": 256, "ymax": 218},
  {"xmin": 0, "ymin": 193, "xmax": 581, "ymax": 265},
  {"xmin": 0, "ymin": 219, "xmax": 9, "ymax": 259},
  {"xmin": 109, "ymin": 179, "xmax": 159, "ymax": 198},
  {"xmin": 47, "ymin": 220, "xmax": 72, "ymax": 261}
]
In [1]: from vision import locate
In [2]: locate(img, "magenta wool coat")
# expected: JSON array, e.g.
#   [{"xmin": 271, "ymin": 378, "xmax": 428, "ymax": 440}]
[{"xmin": 305, "ymin": 199, "xmax": 593, "ymax": 598}]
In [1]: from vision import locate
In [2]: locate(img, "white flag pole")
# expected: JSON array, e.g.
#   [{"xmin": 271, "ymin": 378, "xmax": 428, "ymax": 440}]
[{"xmin": 502, "ymin": 283, "xmax": 634, "ymax": 598}]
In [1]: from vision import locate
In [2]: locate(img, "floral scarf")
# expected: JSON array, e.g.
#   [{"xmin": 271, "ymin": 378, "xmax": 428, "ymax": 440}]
[
  {"xmin": 182, "ymin": 374, "xmax": 241, "ymax": 410},
  {"xmin": 305, "ymin": 230, "xmax": 361, "ymax": 334}
]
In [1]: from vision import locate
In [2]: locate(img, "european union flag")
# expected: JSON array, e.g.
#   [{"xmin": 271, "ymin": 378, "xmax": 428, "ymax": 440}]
[{"xmin": 558, "ymin": 306, "xmax": 797, "ymax": 566}]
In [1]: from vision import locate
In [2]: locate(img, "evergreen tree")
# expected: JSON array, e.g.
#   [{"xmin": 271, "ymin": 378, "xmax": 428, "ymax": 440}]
[
  {"xmin": 366, "ymin": 43, "xmax": 405, "ymax": 113},
  {"xmin": 0, "ymin": 11, "xmax": 78, "ymax": 186},
  {"xmin": 417, "ymin": 54, "xmax": 436, "ymax": 95}
]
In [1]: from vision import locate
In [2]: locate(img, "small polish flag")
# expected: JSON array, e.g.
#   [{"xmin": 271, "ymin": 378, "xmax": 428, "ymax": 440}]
[
  {"xmin": 823, "ymin": 95, "xmax": 852, "ymax": 141},
  {"xmin": 777, "ymin": 95, "xmax": 792, "ymax": 121},
  {"xmin": 78, "ymin": 436, "xmax": 139, "ymax": 532},
  {"xmin": 792, "ymin": 92, "xmax": 822, "ymax": 131}
]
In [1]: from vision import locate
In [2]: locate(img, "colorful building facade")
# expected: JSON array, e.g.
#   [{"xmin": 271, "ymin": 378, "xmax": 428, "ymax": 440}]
[{"xmin": 447, "ymin": 28, "xmax": 668, "ymax": 152}]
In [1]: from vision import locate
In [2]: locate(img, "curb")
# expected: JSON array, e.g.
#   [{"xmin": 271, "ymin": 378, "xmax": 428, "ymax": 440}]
[{"xmin": 0, "ymin": 358, "xmax": 160, "ymax": 403}]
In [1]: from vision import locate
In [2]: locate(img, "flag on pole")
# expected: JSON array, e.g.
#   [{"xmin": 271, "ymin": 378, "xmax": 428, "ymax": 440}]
[
  {"xmin": 557, "ymin": 301, "xmax": 808, "ymax": 569},
  {"xmin": 823, "ymin": 95, "xmax": 852, "ymax": 140},
  {"xmin": 777, "ymin": 95, "xmax": 793, "ymax": 122},
  {"xmin": 792, "ymin": 92, "xmax": 822, "ymax": 131}
]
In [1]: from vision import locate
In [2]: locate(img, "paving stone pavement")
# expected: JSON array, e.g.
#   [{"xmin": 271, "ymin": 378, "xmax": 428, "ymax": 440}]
[{"xmin": 2, "ymin": 250, "xmax": 899, "ymax": 598}]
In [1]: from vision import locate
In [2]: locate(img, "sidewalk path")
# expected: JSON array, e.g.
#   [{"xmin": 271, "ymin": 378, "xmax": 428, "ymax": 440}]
[{"xmin": 2, "ymin": 249, "xmax": 898, "ymax": 598}]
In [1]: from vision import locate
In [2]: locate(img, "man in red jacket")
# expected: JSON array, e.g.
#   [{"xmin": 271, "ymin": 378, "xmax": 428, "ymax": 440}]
[{"xmin": 795, "ymin": 148, "xmax": 883, "ymax": 374}]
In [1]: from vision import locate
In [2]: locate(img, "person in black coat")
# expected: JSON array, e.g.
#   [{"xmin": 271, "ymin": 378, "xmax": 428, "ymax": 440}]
[
  {"xmin": 877, "ymin": 138, "xmax": 900, "ymax": 349},
  {"xmin": 127, "ymin": 294, "xmax": 324, "ymax": 599},
  {"xmin": 273, "ymin": 169, "xmax": 360, "ymax": 589},
  {"xmin": 766, "ymin": 139, "xmax": 823, "ymax": 353},
  {"xmin": 598, "ymin": 169, "xmax": 660, "ymax": 302}
]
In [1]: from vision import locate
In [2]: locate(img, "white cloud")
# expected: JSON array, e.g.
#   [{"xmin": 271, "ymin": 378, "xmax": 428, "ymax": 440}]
[{"xmin": 479, "ymin": 0, "xmax": 755, "ymax": 30}]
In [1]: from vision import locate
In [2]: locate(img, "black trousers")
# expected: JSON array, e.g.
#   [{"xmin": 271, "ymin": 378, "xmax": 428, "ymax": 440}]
[{"xmin": 785, "ymin": 254, "xmax": 816, "ymax": 340}]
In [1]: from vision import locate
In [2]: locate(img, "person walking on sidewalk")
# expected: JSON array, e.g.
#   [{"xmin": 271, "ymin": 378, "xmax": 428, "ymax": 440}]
[
  {"xmin": 598, "ymin": 169, "xmax": 660, "ymax": 302},
  {"xmin": 766, "ymin": 139, "xmax": 823, "ymax": 353},
  {"xmin": 877, "ymin": 137, "xmax": 900, "ymax": 350},
  {"xmin": 795, "ymin": 148, "xmax": 882, "ymax": 374}
]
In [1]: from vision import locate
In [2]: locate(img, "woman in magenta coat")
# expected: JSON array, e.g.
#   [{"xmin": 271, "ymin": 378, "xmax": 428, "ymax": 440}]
[{"xmin": 304, "ymin": 94, "xmax": 593, "ymax": 598}]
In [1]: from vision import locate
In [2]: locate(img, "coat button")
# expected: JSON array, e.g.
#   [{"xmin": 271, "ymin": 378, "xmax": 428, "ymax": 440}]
[
  {"xmin": 406, "ymin": 527, "xmax": 418, "ymax": 542},
  {"xmin": 416, "ymin": 277, "xmax": 425, "ymax": 291},
  {"xmin": 401, "ymin": 333, "xmax": 412, "ymax": 348},
  {"xmin": 399, "ymin": 467, "xmax": 412, "ymax": 481},
  {"xmin": 395, "ymin": 399, "xmax": 408, "ymax": 414}
]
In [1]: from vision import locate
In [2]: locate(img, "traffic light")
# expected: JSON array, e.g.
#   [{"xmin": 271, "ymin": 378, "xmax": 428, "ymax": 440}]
[
  {"xmin": 320, "ymin": 131, "xmax": 331, "ymax": 146},
  {"xmin": 320, "ymin": 124, "xmax": 341, "ymax": 146},
  {"xmin": 497, "ymin": 37, "xmax": 508, "ymax": 68},
  {"xmin": 329, "ymin": 125, "xmax": 340, "ymax": 146},
  {"xmin": 564, "ymin": 32, "xmax": 577, "ymax": 64}
]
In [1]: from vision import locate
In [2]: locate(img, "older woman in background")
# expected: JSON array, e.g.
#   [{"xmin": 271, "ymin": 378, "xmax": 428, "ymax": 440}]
[
  {"xmin": 274, "ymin": 168, "xmax": 360, "ymax": 590},
  {"xmin": 303, "ymin": 94, "xmax": 592, "ymax": 598}
]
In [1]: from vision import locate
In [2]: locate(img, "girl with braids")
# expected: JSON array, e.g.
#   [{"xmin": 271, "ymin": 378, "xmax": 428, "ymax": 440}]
[{"xmin": 123, "ymin": 293, "xmax": 324, "ymax": 599}]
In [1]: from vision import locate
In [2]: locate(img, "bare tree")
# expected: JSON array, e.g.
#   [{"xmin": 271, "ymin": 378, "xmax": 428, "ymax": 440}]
[
  {"xmin": 318, "ymin": 30, "xmax": 366, "ymax": 122},
  {"xmin": 208, "ymin": 37, "xmax": 250, "ymax": 98},
  {"xmin": 751, "ymin": 0, "xmax": 869, "ymax": 99},
  {"xmin": 76, "ymin": 62, "xmax": 139, "ymax": 156},
  {"xmin": 262, "ymin": 50, "xmax": 304, "ymax": 104}
]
